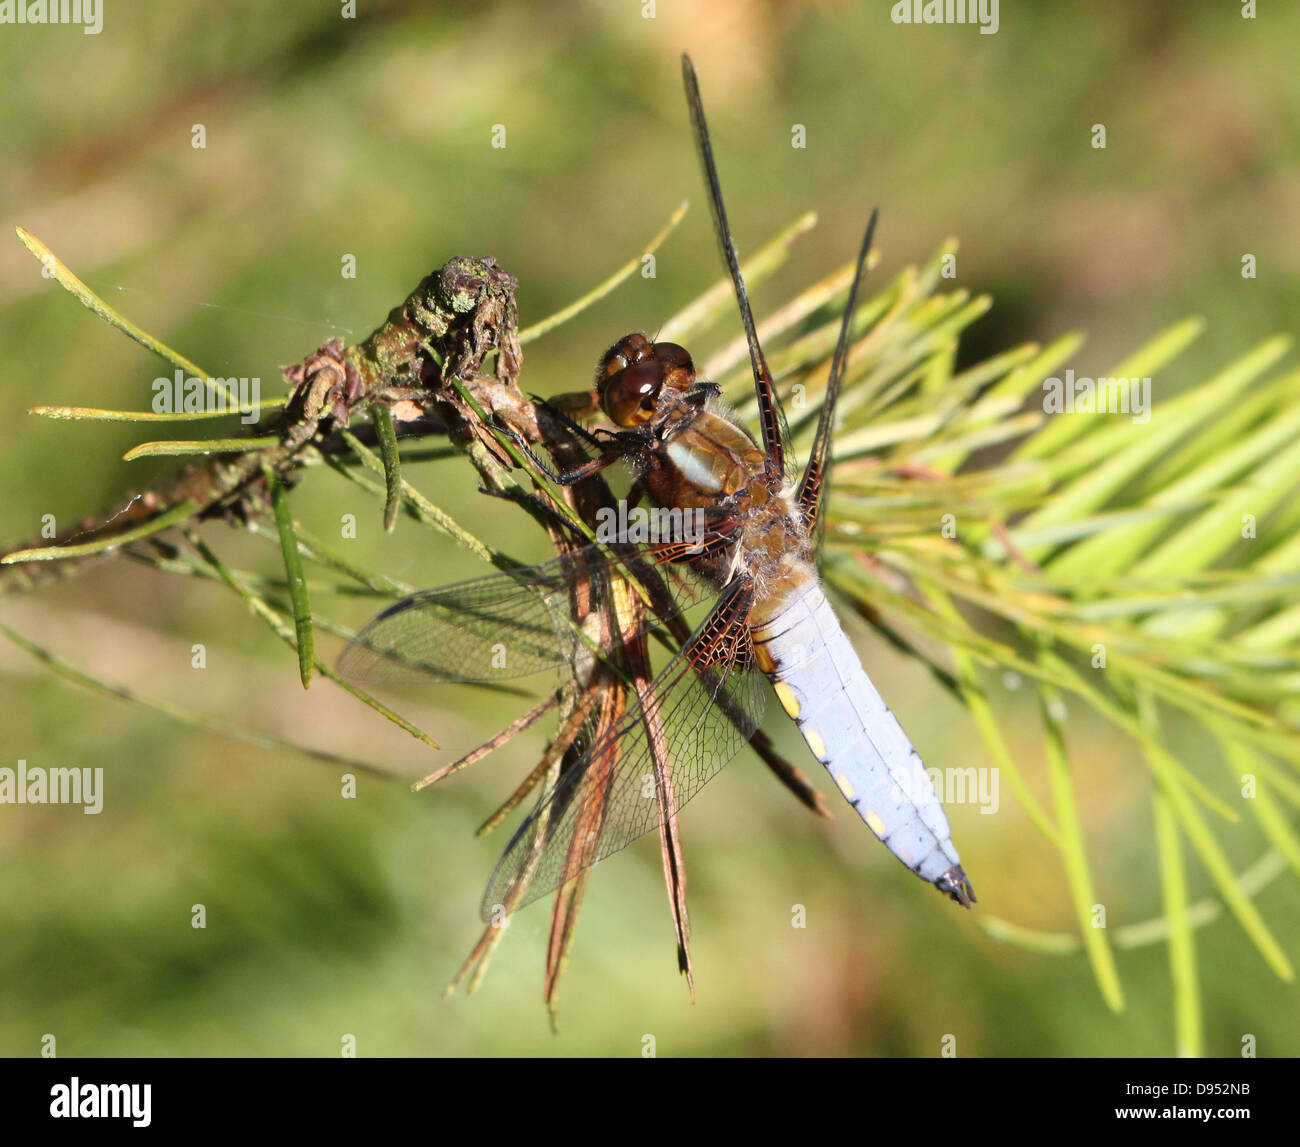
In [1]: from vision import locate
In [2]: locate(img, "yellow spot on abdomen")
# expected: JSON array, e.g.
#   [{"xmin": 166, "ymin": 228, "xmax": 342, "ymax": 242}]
[
  {"xmin": 864, "ymin": 811, "xmax": 888, "ymax": 839},
  {"xmin": 774, "ymin": 681, "xmax": 801, "ymax": 719},
  {"xmin": 832, "ymin": 771, "xmax": 854, "ymax": 800},
  {"xmin": 805, "ymin": 727, "xmax": 827, "ymax": 761}
]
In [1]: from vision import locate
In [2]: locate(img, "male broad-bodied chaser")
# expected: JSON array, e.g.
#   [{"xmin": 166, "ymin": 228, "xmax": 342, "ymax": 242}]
[{"xmin": 339, "ymin": 55, "xmax": 975, "ymax": 953}]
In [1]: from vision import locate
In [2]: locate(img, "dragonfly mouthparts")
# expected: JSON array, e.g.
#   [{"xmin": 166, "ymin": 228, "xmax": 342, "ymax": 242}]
[{"xmin": 936, "ymin": 865, "xmax": 977, "ymax": 909}]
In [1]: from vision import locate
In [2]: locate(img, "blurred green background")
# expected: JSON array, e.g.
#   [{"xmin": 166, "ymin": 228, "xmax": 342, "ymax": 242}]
[{"xmin": 2, "ymin": 0, "xmax": 1298, "ymax": 1056}]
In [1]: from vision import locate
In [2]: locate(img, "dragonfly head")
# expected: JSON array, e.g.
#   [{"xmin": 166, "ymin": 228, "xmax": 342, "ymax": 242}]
[{"xmin": 597, "ymin": 333, "xmax": 695, "ymax": 427}]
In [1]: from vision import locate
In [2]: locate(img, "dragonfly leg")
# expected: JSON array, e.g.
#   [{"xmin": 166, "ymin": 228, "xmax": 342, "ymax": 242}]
[
  {"xmin": 473, "ymin": 482, "xmax": 592, "ymax": 541},
  {"xmin": 532, "ymin": 395, "xmax": 607, "ymax": 451},
  {"xmin": 495, "ymin": 420, "xmax": 625, "ymax": 487}
]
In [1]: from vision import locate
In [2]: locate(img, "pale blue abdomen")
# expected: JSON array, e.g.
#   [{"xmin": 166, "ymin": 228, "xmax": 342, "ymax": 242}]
[{"xmin": 752, "ymin": 580, "xmax": 971, "ymax": 901}]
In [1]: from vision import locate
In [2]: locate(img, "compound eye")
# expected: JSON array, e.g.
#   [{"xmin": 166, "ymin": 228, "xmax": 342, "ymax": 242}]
[
  {"xmin": 654, "ymin": 342, "xmax": 693, "ymax": 371},
  {"xmin": 601, "ymin": 360, "xmax": 662, "ymax": 426},
  {"xmin": 624, "ymin": 333, "xmax": 654, "ymax": 363},
  {"xmin": 599, "ymin": 349, "xmax": 629, "ymax": 380}
]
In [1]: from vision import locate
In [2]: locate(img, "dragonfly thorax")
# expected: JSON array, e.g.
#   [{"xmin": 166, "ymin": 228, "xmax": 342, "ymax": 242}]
[
  {"xmin": 593, "ymin": 332, "xmax": 809, "ymax": 588},
  {"xmin": 643, "ymin": 404, "xmax": 813, "ymax": 601}
]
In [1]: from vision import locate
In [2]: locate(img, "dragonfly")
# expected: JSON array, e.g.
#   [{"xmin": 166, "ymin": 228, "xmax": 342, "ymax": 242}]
[{"xmin": 339, "ymin": 54, "xmax": 975, "ymax": 950}]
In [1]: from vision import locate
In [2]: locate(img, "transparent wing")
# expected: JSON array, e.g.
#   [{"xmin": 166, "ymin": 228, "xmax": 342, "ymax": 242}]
[
  {"xmin": 797, "ymin": 209, "xmax": 879, "ymax": 561},
  {"xmin": 336, "ymin": 542, "xmax": 710, "ymax": 684},
  {"xmin": 480, "ymin": 579, "xmax": 764, "ymax": 918},
  {"xmin": 682, "ymin": 53, "xmax": 793, "ymax": 482}
]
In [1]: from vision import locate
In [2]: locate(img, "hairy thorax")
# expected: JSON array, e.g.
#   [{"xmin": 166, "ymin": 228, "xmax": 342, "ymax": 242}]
[{"xmin": 640, "ymin": 404, "xmax": 816, "ymax": 617}]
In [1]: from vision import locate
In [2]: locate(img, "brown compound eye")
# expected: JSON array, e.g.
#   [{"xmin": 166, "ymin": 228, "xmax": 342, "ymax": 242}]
[
  {"xmin": 599, "ymin": 350, "xmax": 629, "ymax": 380},
  {"xmin": 601, "ymin": 360, "xmax": 663, "ymax": 426},
  {"xmin": 653, "ymin": 342, "xmax": 693, "ymax": 371},
  {"xmin": 623, "ymin": 332, "xmax": 654, "ymax": 363},
  {"xmin": 596, "ymin": 332, "xmax": 653, "ymax": 384}
]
